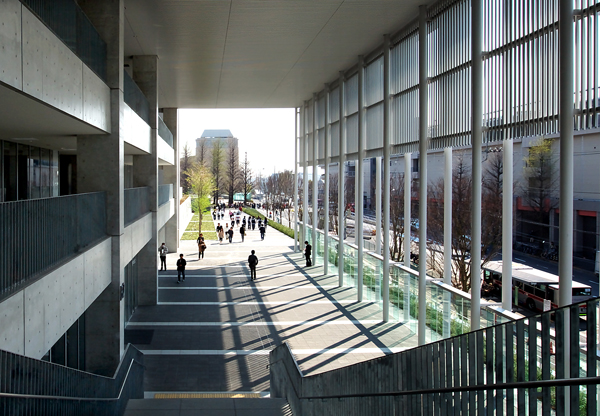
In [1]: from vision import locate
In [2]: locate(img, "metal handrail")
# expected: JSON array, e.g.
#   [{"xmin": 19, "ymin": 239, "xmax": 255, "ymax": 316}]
[
  {"xmin": 0, "ymin": 359, "xmax": 144, "ymax": 402},
  {"xmin": 300, "ymin": 376, "xmax": 600, "ymax": 401}
]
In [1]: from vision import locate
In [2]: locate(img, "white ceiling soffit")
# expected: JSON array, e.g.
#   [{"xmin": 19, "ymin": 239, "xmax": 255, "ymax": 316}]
[{"xmin": 124, "ymin": 0, "xmax": 426, "ymax": 109}]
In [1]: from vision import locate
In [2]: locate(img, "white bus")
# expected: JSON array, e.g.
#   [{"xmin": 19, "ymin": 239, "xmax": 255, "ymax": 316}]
[{"xmin": 482, "ymin": 260, "xmax": 592, "ymax": 315}]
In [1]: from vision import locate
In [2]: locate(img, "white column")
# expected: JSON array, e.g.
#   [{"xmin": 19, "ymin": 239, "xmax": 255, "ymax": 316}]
[
  {"xmin": 559, "ymin": 2, "xmax": 574, "ymax": 413},
  {"xmin": 470, "ymin": 0, "xmax": 483, "ymax": 332},
  {"xmin": 357, "ymin": 56, "xmax": 365, "ymax": 302},
  {"xmin": 443, "ymin": 147, "xmax": 452, "ymax": 338},
  {"xmin": 324, "ymin": 86, "xmax": 330, "ymax": 275},
  {"xmin": 294, "ymin": 107, "xmax": 299, "ymax": 253},
  {"xmin": 303, "ymin": 102, "xmax": 309, "ymax": 247},
  {"xmin": 404, "ymin": 152, "xmax": 412, "ymax": 268},
  {"xmin": 417, "ymin": 6, "xmax": 428, "ymax": 345},
  {"xmin": 502, "ymin": 139, "xmax": 513, "ymax": 310},
  {"xmin": 376, "ymin": 157, "xmax": 382, "ymax": 255},
  {"xmin": 382, "ymin": 34, "xmax": 391, "ymax": 322},
  {"xmin": 338, "ymin": 72, "xmax": 346, "ymax": 287},
  {"xmin": 312, "ymin": 94, "xmax": 318, "ymax": 266}
]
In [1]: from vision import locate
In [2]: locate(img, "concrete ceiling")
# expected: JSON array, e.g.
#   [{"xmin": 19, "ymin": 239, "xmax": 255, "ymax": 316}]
[{"xmin": 124, "ymin": 0, "xmax": 427, "ymax": 109}]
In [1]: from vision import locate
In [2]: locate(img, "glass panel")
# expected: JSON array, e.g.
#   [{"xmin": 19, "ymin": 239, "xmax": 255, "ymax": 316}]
[
  {"xmin": 29, "ymin": 146, "xmax": 41, "ymax": 199},
  {"xmin": 17, "ymin": 144, "xmax": 29, "ymax": 200},
  {"xmin": 40, "ymin": 148, "xmax": 50, "ymax": 198},
  {"xmin": 3, "ymin": 141, "xmax": 17, "ymax": 201}
]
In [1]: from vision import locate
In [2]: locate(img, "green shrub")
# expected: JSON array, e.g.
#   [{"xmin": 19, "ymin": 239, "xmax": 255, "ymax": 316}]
[{"xmin": 243, "ymin": 208, "xmax": 299, "ymax": 240}]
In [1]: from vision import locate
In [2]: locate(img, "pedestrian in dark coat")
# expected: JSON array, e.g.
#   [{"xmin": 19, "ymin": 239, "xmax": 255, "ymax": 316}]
[
  {"xmin": 251, "ymin": 217, "xmax": 256, "ymax": 230},
  {"xmin": 227, "ymin": 227, "xmax": 234, "ymax": 243},
  {"xmin": 304, "ymin": 241, "xmax": 312, "ymax": 267},
  {"xmin": 240, "ymin": 225, "xmax": 246, "ymax": 242},
  {"xmin": 248, "ymin": 250, "xmax": 258, "ymax": 280},
  {"xmin": 176, "ymin": 254, "xmax": 187, "ymax": 283},
  {"xmin": 259, "ymin": 225, "xmax": 266, "ymax": 240}
]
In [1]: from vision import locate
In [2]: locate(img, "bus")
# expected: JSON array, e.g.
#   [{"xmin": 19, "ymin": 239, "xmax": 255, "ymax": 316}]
[{"xmin": 481, "ymin": 260, "xmax": 593, "ymax": 315}]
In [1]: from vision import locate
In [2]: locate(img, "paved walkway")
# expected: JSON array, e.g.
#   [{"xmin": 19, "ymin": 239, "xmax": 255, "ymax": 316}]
[{"xmin": 125, "ymin": 212, "xmax": 417, "ymax": 397}]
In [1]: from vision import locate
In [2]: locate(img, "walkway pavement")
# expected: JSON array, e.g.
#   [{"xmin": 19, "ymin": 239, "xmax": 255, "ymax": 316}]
[{"xmin": 125, "ymin": 213, "xmax": 418, "ymax": 397}]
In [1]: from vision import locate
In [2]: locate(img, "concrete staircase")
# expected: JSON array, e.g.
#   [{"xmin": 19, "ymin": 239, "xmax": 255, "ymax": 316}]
[{"xmin": 124, "ymin": 397, "xmax": 291, "ymax": 416}]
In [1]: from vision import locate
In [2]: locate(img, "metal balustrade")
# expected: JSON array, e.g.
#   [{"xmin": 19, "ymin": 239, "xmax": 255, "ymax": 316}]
[
  {"xmin": 124, "ymin": 187, "xmax": 149, "ymax": 226},
  {"xmin": 270, "ymin": 298, "xmax": 600, "ymax": 415},
  {"xmin": 158, "ymin": 184, "xmax": 173, "ymax": 207},
  {"xmin": 20, "ymin": 0, "xmax": 107, "ymax": 81},
  {"xmin": 158, "ymin": 117, "xmax": 174, "ymax": 148},
  {"xmin": 0, "ymin": 344, "xmax": 144, "ymax": 416},
  {"xmin": 0, "ymin": 192, "xmax": 106, "ymax": 301},
  {"xmin": 123, "ymin": 71, "xmax": 151, "ymax": 126}
]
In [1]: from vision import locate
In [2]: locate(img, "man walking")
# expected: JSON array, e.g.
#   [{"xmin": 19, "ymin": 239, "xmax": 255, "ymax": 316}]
[
  {"xmin": 227, "ymin": 227, "xmax": 234, "ymax": 243},
  {"xmin": 240, "ymin": 224, "xmax": 246, "ymax": 242},
  {"xmin": 176, "ymin": 254, "xmax": 186, "ymax": 283},
  {"xmin": 259, "ymin": 224, "xmax": 266, "ymax": 241},
  {"xmin": 248, "ymin": 250, "xmax": 258, "ymax": 280},
  {"xmin": 304, "ymin": 241, "xmax": 312, "ymax": 267},
  {"xmin": 158, "ymin": 242, "xmax": 168, "ymax": 270}
]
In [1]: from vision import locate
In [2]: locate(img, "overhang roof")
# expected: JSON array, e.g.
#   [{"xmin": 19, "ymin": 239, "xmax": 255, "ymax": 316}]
[{"xmin": 123, "ymin": 0, "xmax": 430, "ymax": 109}]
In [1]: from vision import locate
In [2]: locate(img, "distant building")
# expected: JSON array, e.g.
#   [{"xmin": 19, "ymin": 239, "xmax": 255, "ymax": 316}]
[{"xmin": 195, "ymin": 129, "xmax": 239, "ymax": 167}]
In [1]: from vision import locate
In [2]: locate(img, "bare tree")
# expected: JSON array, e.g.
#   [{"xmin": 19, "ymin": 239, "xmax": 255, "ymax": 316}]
[
  {"xmin": 196, "ymin": 140, "xmax": 209, "ymax": 167},
  {"xmin": 240, "ymin": 152, "xmax": 253, "ymax": 205},
  {"xmin": 277, "ymin": 170, "xmax": 294, "ymax": 226},
  {"xmin": 225, "ymin": 138, "xmax": 240, "ymax": 204},
  {"xmin": 180, "ymin": 143, "xmax": 192, "ymax": 194},
  {"xmin": 329, "ymin": 173, "xmax": 339, "ymax": 235},
  {"xmin": 388, "ymin": 174, "xmax": 406, "ymax": 262}
]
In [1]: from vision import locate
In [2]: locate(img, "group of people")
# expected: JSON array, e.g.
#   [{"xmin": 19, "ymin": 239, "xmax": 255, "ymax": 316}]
[
  {"xmin": 215, "ymin": 214, "xmax": 268, "ymax": 244},
  {"xmin": 159, "ymin": 242, "xmax": 188, "ymax": 283}
]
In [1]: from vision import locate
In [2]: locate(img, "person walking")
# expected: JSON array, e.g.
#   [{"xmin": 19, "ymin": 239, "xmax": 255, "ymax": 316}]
[
  {"xmin": 176, "ymin": 254, "xmax": 187, "ymax": 283},
  {"xmin": 251, "ymin": 217, "xmax": 256, "ymax": 230},
  {"xmin": 216, "ymin": 223, "xmax": 224, "ymax": 244},
  {"xmin": 240, "ymin": 224, "xmax": 246, "ymax": 242},
  {"xmin": 248, "ymin": 250, "xmax": 258, "ymax": 280},
  {"xmin": 304, "ymin": 241, "xmax": 312, "ymax": 267},
  {"xmin": 227, "ymin": 227, "xmax": 234, "ymax": 243},
  {"xmin": 259, "ymin": 224, "xmax": 266, "ymax": 241},
  {"xmin": 197, "ymin": 234, "xmax": 206, "ymax": 259},
  {"xmin": 158, "ymin": 242, "xmax": 168, "ymax": 271}
]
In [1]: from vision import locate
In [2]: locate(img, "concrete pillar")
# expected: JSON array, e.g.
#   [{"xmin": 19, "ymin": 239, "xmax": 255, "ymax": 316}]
[
  {"xmin": 162, "ymin": 108, "xmax": 180, "ymax": 252},
  {"xmin": 502, "ymin": 139, "xmax": 513, "ymax": 310},
  {"xmin": 312, "ymin": 94, "xmax": 318, "ymax": 266},
  {"xmin": 443, "ymin": 147, "xmax": 452, "ymax": 338},
  {"xmin": 417, "ymin": 6, "xmax": 428, "ymax": 345},
  {"xmin": 357, "ymin": 56, "xmax": 365, "ymax": 302},
  {"xmin": 470, "ymin": 0, "xmax": 483, "ymax": 331},
  {"xmin": 132, "ymin": 55, "xmax": 159, "ymax": 307},
  {"xmin": 382, "ymin": 34, "xmax": 391, "ymax": 322},
  {"xmin": 324, "ymin": 86, "xmax": 330, "ymax": 275},
  {"xmin": 338, "ymin": 72, "xmax": 346, "ymax": 287},
  {"xmin": 294, "ymin": 107, "xmax": 299, "ymax": 252},
  {"xmin": 76, "ymin": 0, "xmax": 124, "ymax": 376}
]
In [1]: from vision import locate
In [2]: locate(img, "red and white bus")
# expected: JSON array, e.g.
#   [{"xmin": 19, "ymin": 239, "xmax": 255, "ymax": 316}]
[{"xmin": 482, "ymin": 260, "xmax": 592, "ymax": 315}]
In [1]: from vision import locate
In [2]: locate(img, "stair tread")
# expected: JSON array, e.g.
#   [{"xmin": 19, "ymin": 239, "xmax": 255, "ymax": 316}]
[{"xmin": 124, "ymin": 397, "xmax": 291, "ymax": 416}]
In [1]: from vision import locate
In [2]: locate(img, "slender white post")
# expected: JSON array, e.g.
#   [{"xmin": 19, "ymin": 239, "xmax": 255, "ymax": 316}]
[
  {"xmin": 470, "ymin": 0, "xmax": 483, "ymax": 332},
  {"xmin": 294, "ymin": 107, "xmax": 299, "ymax": 252},
  {"xmin": 502, "ymin": 139, "xmax": 513, "ymax": 310},
  {"xmin": 443, "ymin": 147, "xmax": 452, "ymax": 338},
  {"xmin": 357, "ymin": 56, "xmax": 365, "ymax": 302},
  {"xmin": 338, "ymin": 72, "xmax": 346, "ymax": 287},
  {"xmin": 417, "ymin": 6, "xmax": 428, "ymax": 345},
  {"xmin": 303, "ymin": 102, "xmax": 309, "ymax": 248},
  {"xmin": 376, "ymin": 156, "xmax": 382, "ymax": 255},
  {"xmin": 382, "ymin": 34, "xmax": 391, "ymax": 322},
  {"xmin": 312, "ymin": 94, "xmax": 318, "ymax": 266},
  {"xmin": 324, "ymin": 86, "xmax": 330, "ymax": 275},
  {"xmin": 404, "ymin": 152, "xmax": 412, "ymax": 269}
]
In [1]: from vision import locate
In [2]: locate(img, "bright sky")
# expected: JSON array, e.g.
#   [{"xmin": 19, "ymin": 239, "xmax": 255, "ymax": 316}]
[{"xmin": 178, "ymin": 109, "xmax": 296, "ymax": 174}]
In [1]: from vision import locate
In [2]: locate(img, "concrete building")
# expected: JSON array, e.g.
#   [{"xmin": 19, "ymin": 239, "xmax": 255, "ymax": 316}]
[
  {"xmin": 195, "ymin": 129, "xmax": 239, "ymax": 166},
  {"xmin": 0, "ymin": 0, "xmax": 597, "ymax": 414}
]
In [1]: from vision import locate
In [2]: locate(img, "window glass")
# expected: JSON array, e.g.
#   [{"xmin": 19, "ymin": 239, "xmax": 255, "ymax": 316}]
[{"xmin": 3, "ymin": 141, "xmax": 17, "ymax": 201}]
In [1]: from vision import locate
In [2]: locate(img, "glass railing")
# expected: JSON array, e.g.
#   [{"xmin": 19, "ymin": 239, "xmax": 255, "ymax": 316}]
[
  {"xmin": 0, "ymin": 192, "xmax": 106, "ymax": 300},
  {"xmin": 123, "ymin": 71, "xmax": 151, "ymax": 126},
  {"xmin": 20, "ymin": 0, "xmax": 107, "ymax": 81},
  {"xmin": 158, "ymin": 117, "xmax": 174, "ymax": 148},
  {"xmin": 158, "ymin": 184, "xmax": 173, "ymax": 207},
  {"xmin": 303, "ymin": 224, "xmax": 517, "ymax": 345},
  {"xmin": 124, "ymin": 187, "xmax": 149, "ymax": 226}
]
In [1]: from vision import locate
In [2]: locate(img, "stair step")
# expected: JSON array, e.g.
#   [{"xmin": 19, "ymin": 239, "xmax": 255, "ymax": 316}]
[{"xmin": 124, "ymin": 398, "xmax": 291, "ymax": 416}]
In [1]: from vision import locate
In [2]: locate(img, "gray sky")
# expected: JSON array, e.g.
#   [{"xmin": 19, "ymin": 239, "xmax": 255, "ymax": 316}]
[{"xmin": 179, "ymin": 108, "xmax": 296, "ymax": 174}]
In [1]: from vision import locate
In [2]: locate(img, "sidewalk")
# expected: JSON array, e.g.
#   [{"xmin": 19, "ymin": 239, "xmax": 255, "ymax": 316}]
[{"xmin": 125, "ymin": 213, "xmax": 417, "ymax": 397}]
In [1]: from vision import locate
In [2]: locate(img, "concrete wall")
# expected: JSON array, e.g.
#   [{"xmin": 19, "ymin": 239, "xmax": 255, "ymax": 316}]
[
  {"xmin": 123, "ymin": 103, "xmax": 152, "ymax": 153},
  {"xmin": 121, "ymin": 212, "xmax": 153, "ymax": 267},
  {"xmin": 0, "ymin": 238, "xmax": 111, "ymax": 358},
  {"xmin": 158, "ymin": 138, "xmax": 175, "ymax": 165},
  {"xmin": 179, "ymin": 196, "xmax": 193, "ymax": 239},
  {"xmin": 0, "ymin": 0, "xmax": 110, "ymax": 132},
  {"xmin": 158, "ymin": 199, "xmax": 175, "ymax": 231}
]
